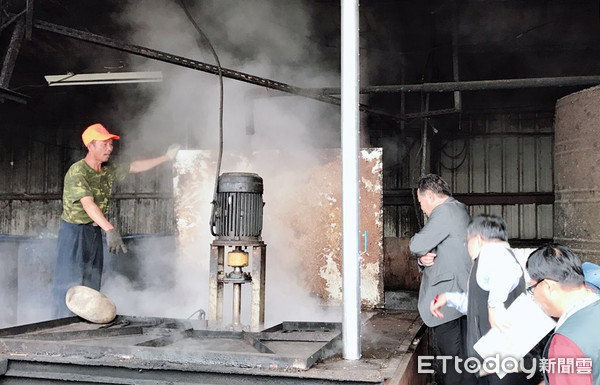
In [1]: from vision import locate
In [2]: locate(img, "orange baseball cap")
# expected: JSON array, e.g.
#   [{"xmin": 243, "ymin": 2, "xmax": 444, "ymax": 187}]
[{"xmin": 82, "ymin": 123, "xmax": 120, "ymax": 146}]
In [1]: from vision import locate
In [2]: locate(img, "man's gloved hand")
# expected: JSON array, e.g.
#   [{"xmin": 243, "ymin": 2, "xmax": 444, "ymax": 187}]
[
  {"xmin": 106, "ymin": 228, "xmax": 128, "ymax": 254},
  {"xmin": 166, "ymin": 144, "xmax": 181, "ymax": 160}
]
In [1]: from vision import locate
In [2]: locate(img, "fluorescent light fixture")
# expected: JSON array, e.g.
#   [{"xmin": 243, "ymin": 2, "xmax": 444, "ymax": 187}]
[{"xmin": 44, "ymin": 71, "xmax": 163, "ymax": 86}]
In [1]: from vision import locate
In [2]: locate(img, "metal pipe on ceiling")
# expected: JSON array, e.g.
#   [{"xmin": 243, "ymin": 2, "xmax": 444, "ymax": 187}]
[
  {"xmin": 312, "ymin": 75, "xmax": 600, "ymax": 95},
  {"xmin": 30, "ymin": 18, "xmax": 409, "ymax": 123}
]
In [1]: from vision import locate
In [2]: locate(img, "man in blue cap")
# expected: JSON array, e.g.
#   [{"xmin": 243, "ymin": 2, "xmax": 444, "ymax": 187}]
[{"xmin": 582, "ymin": 262, "xmax": 600, "ymax": 293}]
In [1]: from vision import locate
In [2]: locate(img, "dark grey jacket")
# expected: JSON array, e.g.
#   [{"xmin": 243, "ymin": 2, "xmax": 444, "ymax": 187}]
[{"xmin": 409, "ymin": 197, "xmax": 472, "ymax": 327}]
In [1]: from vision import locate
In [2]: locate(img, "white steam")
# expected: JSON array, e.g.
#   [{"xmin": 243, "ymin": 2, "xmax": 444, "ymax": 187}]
[{"xmin": 101, "ymin": 0, "xmax": 343, "ymax": 328}]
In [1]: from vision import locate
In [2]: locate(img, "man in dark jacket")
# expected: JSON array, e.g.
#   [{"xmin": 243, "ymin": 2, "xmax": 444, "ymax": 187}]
[{"xmin": 410, "ymin": 174, "xmax": 475, "ymax": 385}]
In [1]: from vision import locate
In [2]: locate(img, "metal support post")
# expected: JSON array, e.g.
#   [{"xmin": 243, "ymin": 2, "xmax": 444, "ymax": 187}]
[{"xmin": 250, "ymin": 243, "xmax": 266, "ymax": 332}]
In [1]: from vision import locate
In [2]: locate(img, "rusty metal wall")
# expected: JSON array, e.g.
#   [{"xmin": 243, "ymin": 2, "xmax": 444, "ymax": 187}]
[
  {"xmin": 172, "ymin": 149, "xmax": 384, "ymax": 309},
  {"xmin": 554, "ymin": 85, "xmax": 600, "ymax": 262}
]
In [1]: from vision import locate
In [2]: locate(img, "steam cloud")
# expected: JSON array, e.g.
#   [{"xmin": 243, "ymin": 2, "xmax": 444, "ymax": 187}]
[{"xmin": 100, "ymin": 0, "xmax": 344, "ymax": 328}]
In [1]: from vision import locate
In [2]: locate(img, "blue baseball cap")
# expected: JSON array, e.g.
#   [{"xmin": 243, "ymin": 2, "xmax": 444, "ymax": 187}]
[{"xmin": 582, "ymin": 262, "xmax": 600, "ymax": 293}]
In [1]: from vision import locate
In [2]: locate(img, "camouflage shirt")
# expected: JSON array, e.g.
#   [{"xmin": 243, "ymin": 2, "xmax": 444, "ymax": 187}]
[{"xmin": 61, "ymin": 159, "xmax": 130, "ymax": 224}]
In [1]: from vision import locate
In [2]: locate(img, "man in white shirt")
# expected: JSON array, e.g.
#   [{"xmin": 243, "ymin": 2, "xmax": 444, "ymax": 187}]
[{"xmin": 430, "ymin": 214, "xmax": 540, "ymax": 384}]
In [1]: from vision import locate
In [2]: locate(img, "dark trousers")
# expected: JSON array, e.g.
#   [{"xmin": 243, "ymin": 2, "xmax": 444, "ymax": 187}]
[
  {"xmin": 431, "ymin": 315, "xmax": 478, "ymax": 385},
  {"xmin": 51, "ymin": 220, "xmax": 104, "ymax": 318}
]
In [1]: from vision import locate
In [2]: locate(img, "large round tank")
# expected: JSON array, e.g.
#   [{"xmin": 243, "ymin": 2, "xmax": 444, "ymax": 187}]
[{"xmin": 554, "ymin": 85, "xmax": 600, "ymax": 263}]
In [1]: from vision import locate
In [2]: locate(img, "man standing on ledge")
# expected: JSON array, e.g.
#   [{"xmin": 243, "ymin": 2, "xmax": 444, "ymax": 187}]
[
  {"xmin": 409, "ymin": 174, "xmax": 475, "ymax": 385},
  {"xmin": 51, "ymin": 123, "xmax": 180, "ymax": 318}
]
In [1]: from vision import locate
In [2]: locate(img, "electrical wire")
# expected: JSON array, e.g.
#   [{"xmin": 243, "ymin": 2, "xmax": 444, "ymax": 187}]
[
  {"xmin": 440, "ymin": 137, "xmax": 467, "ymax": 159},
  {"xmin": 439, "ymin": 137, "xmax": 469, "ymax": 171},
  {"xmin": 177, "ymin": 0, "xmax": 224, "ymax": 236}
]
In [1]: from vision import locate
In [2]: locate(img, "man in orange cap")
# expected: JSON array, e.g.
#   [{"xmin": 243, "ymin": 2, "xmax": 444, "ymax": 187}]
[{"xmin": 51, "ymin": 123, "xmax": 180, "ymax": 318}]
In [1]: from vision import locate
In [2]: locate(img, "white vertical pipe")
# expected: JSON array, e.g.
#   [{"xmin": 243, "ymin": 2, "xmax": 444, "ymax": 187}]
[
  {"xmin": 341, "ymin": 0, "xmax": 361, "ymax": 360},
  {"xmin": 232, "ymin": 282, "xmax": 241, "ymax": 326}
]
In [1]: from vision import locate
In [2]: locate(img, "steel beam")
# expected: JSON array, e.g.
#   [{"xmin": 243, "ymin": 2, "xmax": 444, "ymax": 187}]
[
  {"xmin": 31, "ymin": 19, "xmax": 339, "ymax": 105},
  {"xmin": 312, "ymin": 75, "xmax": 600, "ymax": 95},
  {"xmin": 29, "ymin": 18, "xmax": 423, "ymax": 122},
  {"xmin": 0, "ymin": 17, "xmax": 25, "ymax": 89},
  {"xmin": 0, "ymin": 86, "xmax": 28, "ymax": 103}
]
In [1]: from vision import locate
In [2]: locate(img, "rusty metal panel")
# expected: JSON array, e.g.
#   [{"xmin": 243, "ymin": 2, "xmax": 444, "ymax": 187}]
[
  {"xmin": 288, "ymin": 148, "xmax": 383, "ymax": 308},
  {"xmin": 173, "ymin": 149, "xmax": 384, "ymax": 309}
]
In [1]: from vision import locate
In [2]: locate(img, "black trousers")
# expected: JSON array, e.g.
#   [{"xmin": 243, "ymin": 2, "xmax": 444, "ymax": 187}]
[
  {"xmin": 51, "ymin": 221, "xmax": 104, "ymax": 318},
  {"xmin": 431, "ymin": 315, "xmax": 478, "ymax": 385}
]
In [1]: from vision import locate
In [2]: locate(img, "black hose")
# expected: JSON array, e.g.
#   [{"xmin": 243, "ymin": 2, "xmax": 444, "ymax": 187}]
[{"xmin": 177, "ymin": 0, "xmax": 223, "ymax": 236}]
